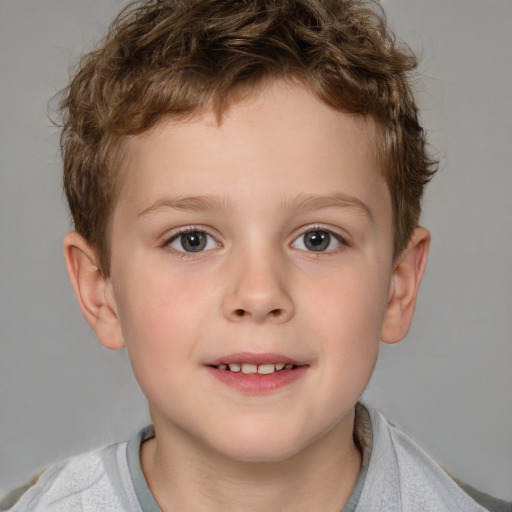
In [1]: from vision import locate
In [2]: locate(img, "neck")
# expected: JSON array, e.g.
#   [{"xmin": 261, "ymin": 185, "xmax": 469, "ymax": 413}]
[{"xmin": 141, "ymin": 410, "xmax": 361, "ymax": 512}]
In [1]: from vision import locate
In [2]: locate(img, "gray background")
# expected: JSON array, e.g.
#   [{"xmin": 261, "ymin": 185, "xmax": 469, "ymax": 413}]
[{"xmin": 1, "ymin": 0, "xmax": 511, "ymax": 500}]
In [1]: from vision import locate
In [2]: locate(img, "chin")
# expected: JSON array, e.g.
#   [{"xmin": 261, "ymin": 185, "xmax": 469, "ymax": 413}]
[
  {"xmin": 219, "ymin": 443, "xmax": 302, "ymax": 464},
  {"xmin": 206, "ymin": 423, "xmax": 317, "ymax": 464}
]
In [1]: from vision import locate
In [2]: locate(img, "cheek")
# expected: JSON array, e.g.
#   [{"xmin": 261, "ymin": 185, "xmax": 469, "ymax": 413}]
[
  {"xmin": 308, "ymin": 263, "xmax": 389, "ymax": 329},
  {"xmin": 117, "ymin": 267, "xmax": 206, "ymax": 332},
  {"xmin": 113, "ymin": 271, "xmax": 212, "ymax": 380},
  {"xmin": 304, "ymin": 264, "xmax": 390, "ymax": 370}
]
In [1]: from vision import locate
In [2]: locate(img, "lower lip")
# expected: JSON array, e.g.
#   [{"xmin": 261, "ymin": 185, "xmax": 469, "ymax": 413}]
[{"xmin": 205, "ymin": 366, "xmax": 308, "ymax": 393}]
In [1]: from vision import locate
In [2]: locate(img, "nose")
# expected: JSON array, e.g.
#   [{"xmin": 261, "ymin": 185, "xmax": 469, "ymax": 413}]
[{"xmin": 221, "ymin": 251, "xmax": 295, "ymax": 324}]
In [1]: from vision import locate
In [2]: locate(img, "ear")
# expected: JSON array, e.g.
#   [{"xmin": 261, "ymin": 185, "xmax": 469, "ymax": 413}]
[
  {"xmin": 380, "ymin": 227, "xmax": 430, "ymax": 344},
  {"xmin": 63, "ymin": 231, "xmax": 125, "ymax": 350}
]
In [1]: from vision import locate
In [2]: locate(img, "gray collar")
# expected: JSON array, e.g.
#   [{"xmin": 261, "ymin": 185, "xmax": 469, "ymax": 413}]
[{"xmin": 126, "ymin": 404, "xmax": 373, "ymax": 512}]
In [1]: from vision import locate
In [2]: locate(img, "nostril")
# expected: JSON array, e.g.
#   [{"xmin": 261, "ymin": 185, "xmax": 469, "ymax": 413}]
[{"xmin": 228, "ymin": 306, "xmax": 291, "ymax": 322}]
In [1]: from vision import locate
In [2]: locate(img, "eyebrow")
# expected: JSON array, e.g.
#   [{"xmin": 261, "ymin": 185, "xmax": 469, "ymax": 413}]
[
  {"xmin": 138, "ymin": 195, "xmax": 234, "ymax": 217},
  {"xmin": 281, "ymin": 192, "xmax": 373, "ymax": 220},
  {"xmin": 138, "ymin": 192, "xmax": 372, "ymax": 219}
]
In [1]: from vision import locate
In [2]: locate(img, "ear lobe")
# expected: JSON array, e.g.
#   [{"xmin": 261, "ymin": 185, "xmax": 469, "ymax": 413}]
[
  {"xmin": 380, "ymin": 227, "xmax": 430, "ymax": 344},
  {"xmin": 63, "ymin": 231, "xmax": 125, "ymax": 350}
]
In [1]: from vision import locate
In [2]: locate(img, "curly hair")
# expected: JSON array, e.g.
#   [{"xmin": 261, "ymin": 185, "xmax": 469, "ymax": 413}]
[{"xmin": 60, "ymin": 0, "xmax": 437, "ymax": 273}]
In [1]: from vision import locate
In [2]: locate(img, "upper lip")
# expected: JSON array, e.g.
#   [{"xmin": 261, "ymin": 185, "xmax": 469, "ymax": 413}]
[{"xmin": 205, "ymin": 352, "xmax": 307, "ymax": 366}]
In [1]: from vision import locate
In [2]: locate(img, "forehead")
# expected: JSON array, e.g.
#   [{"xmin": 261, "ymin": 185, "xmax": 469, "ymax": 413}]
[{"xmin": 115, "ymin": 81, "xmax": 389, "ymax": 222}]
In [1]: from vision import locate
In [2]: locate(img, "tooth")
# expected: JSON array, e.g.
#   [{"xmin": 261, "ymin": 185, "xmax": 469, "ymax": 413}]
[
  {"xmin": 257, "ymin": 363, "xmax": 275, "ymax": 375},
  {"xmin": 285, "ymin": 364, "xmax": 294, "ymax": 369},
  {"xmin": 229, "ymin": 363, "xmax": 241, "ymax": 372},
  {"xmin": 275, "ymin": 363, "xmax": 285, "ymax": 371},
  {"xmin": 218, "ymin": 364, "xmax": 227, "ymax": 370},
  {"xmin": 241, "ymin": 363, "xmax": 257, "ymax": 374}
]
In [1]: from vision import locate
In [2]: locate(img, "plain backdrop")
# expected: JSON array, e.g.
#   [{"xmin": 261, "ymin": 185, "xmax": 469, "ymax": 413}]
[{"xmin": 1, "ymin": 0, "xmax": 511, "ymax": 501}]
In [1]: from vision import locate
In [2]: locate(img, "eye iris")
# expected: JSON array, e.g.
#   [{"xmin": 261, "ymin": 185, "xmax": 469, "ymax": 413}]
[
  {"xmin": 181, "ymin": 232, "xmax": 206, "ymax": 252},
  {"xmin": 304, "ymin": 230, "xmax": 330, "ymax": 251}
]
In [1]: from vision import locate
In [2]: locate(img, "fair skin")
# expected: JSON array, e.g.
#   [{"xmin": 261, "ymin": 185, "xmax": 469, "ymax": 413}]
[{"xmin": 64, "ymin": 81, "xmax": 429, "ymax": 512}]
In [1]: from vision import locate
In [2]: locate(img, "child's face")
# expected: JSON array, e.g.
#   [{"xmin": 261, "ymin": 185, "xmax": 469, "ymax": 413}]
[{"xmin": 106, "ymin": 82, "xmax": 396, "ymax": 461}]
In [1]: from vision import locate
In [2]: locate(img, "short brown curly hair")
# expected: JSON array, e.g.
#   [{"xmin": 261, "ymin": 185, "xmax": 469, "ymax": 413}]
[{"xmin": 60, "ymin": 0, "xmax": 437, "ymax": 274}]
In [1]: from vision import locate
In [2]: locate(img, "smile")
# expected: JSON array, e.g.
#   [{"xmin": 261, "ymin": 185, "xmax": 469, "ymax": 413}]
[
  {"xmin": 211, "ymin": 363, "xmax": 297, "ymax": 374},
  {"xmin": 205, "ymin": 355, "xmax": 308, "ymax": 393}
]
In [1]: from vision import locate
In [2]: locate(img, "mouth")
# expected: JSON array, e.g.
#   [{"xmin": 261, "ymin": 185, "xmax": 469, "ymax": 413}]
[
  {"xmin": 208, "ymin": 362, "xmax": 299, "ymax": 374},
  {"xmin": 205, "ymin": 354, "xmax": 308, "ymax": 393}
]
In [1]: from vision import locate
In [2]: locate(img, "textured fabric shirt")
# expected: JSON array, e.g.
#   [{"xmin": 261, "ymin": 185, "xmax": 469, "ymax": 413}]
[{"xmin": 2, "ymin": 404, "xmax": 509, "ymax": 511}]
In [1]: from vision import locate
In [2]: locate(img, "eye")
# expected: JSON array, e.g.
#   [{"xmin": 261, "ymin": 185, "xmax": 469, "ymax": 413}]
[
  {"xmin": 291, "ymin": 229, "xmax": 344, "ymax": 252},
  {"xmin": 168, "ymin": 230, "xmax": 220, "ymax": 253}
]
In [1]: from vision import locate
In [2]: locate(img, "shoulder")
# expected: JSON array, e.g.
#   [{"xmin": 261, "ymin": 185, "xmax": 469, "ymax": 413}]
[
  {"xmin": 359, "ymin": 405, "xmax": 511, "ymax": 512},
  {"xmin": 0, "ymin": 441, "xmax": 140, "ymax": 512},
  {"xmin": 454, "ymin": 481, "xmax": 512, "ymax": 512}
]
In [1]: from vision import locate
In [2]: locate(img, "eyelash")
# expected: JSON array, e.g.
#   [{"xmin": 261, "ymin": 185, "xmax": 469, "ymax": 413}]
[
  {"xmin": 162, "ymin": 225, "xmax": 348, "ymax": 257},
  {"xmin": 163, "ymin": 227, "xmax": 221, "ymax": 257},
  {"xmin": 291, "ymin": 226, "xmax": 348, "ymax": 254}
]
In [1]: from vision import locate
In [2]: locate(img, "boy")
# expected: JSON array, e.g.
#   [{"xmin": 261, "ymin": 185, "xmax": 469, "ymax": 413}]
[{"xmin": 1, "ymin": 0, "xmax": 509, "ymax": 510}]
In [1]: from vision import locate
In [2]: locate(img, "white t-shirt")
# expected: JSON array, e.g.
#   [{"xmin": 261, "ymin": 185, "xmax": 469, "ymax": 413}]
[{"xmin": 1, "ymin": 405, "xmax": 505, "ymax": 512}]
